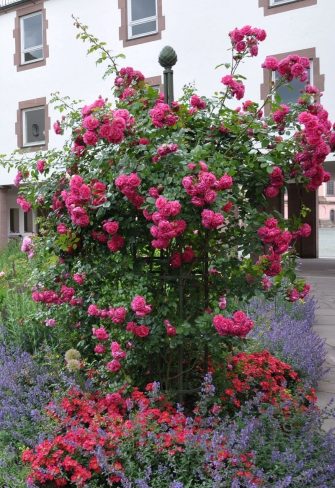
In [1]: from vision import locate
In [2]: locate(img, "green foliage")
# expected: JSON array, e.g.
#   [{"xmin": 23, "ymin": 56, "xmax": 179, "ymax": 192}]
[{"xmin": 0, "ymin": 437, "xmax": 28, "ymax": 488}]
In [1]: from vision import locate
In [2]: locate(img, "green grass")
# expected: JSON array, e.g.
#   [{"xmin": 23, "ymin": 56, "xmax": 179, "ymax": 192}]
[{"xmin": 0, "ymin": 240, "xmax": 43, "ymax": 352}]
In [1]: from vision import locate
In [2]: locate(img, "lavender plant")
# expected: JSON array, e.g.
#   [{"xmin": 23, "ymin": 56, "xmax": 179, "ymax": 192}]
[
  {"xmin": 0, "ymin": 344, "xmax": 56, "ymax": 446},
  {"xmin": 248, "ymin": 296, "xmax": 326, "ymax": 385}
]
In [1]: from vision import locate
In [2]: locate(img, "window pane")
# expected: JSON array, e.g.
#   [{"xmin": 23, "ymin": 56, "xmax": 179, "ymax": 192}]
[
  {"xmin": 22, "ymin": 13, "xmax": 42, "ymax": 50},
  {"xmin": 275, "ymin": 68, "xmax": 310, "ymax": 105},
  {"xmin": 130, "ymin": 0, "xmax": 156, "ymax": 21},
  {"xmin": 24, "ymin": 107, "xmax": 45, "ymax": 145},
  {"xmin": 131, "ymin": 20, "xmax": 157, "ymax": 36},
  {"xmin": 24, "ymin": 48, "xmax": 43, "ymax": 63},
  {"xmin": 327, "ymin": 181, "xmax": 334, "ymax": 195},
  {"xmin": 24, "ymin": 211, "xmax": 33, "ymax": 233},
  {"xmin": 270, "ymin": 0, "xmax": 295, "ymax": 4},
  {"xmin": 10, "ymin": 208, "xmax": 20, "ymax": 233}
]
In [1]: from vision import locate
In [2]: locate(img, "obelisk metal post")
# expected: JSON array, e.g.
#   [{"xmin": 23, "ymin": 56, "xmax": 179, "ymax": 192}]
[{"xmin": 158, "ymin": 46, "xmax": 177, "ymax": 106}]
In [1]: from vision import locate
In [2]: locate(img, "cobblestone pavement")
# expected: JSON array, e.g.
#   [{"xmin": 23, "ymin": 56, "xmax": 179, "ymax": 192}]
[{"xmin": 298, "ymin": 258, "xmax": 335, "ymax": 430}]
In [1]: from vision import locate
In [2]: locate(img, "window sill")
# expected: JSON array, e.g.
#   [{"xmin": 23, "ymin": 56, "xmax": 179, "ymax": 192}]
[
  {"xmin": 259, "ymin": 0, "xmax": 317, "ymax": 16},
  {"xmin": 17, "ymin": 58, "xmax": 46, "ymax": 71},
  {"xmin": 123, "ymin": 31, "xmax": 162, "ymax": 47},
  {"xmin": 19, "ymin": 143, "xmax": 47, "ymax": 153},
  {"xmin": 128, "ymin": 30, "xmax": 158, "ymax": 41}
]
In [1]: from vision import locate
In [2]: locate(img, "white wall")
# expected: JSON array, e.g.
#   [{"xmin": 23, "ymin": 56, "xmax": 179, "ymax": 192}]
[{"xmin": 0, "ymin": 0, "xmax": 334, "ymax": 184}]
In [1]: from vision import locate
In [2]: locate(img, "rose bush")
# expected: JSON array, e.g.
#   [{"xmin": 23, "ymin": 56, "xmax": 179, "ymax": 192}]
[
  {"xmin": 3, "ymin": 21, "xmax": 334, "ymax": 400},
  {"xmin": 1, "ymin": 19, "xmax": 334, "ymax": 486}
]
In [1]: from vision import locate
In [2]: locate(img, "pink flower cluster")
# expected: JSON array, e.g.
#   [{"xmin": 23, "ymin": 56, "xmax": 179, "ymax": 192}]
[
  {"xmin": 21, "ymin": 236, "xmax": 34, "ymax": 259},
  {"xmin": 92, "ymin": 329, "xmax": 128, "ymax": 371},
  {"xmin": 126, "ymin": 321, "xmax": 150, "ymax": 338},
  {"xmin": 213, "ymin": 311, "xmax": 254, "ymax": 337},
  {"xmin": 17, "ymin": 195, "xmax": 31, "ymax": 213},
  {"xmin": 272, "ymin": 104, "xmax": 290, "ymax": 129},
  {"xmin": 72, "ymin": 100, "xmax": 134, "ymax": 155},
  {"xmin": 106, "ymin": 341, "xmax": 127, "ymax": 373},
  {"xmin": 262, "ymin": 54, "xmax": 310, "ymax": 82},
  {"xmin": 53, "ymin": 120, "xmax": 63, "ymax": 135},
  {"xmin": 264, "ymin": 166, "xmax": 284, "ymax": 199},
  {"xmin": 73, "ymin": 273, "xmax": 85, "ymax": 285},
  {"xmin": 60, "ymin": 175, "xmax": 106, "ymax": 227},
  {"xmin": 257, "ymin": 218, "xmax": 293, "ymax": 276},
  {"xmin": 92, "ymin": 327, "xmax": 109, "ymax": 341},
  {"xmin": 294, "ymin": 108, "xmax": 332, "ymax": 190},
  {"xmin": 32, "ymin": 285, "xmax": 81, "ymax": 307},
  {"xmin": 287, "ymin": 283, "xmax": 311, "ymax": 302},
  {"xmin": 190, "ymin": 94, "xmax": 207, "ymax": 111},
  {"xmin": 131, "ymin": 296, "xmax": 152, "ymax": 317},
  {"xmin": 293, "ymin": 223, "xmax": 312, "ymax": 239},
  {"xmin": 169, "ymin": 246, "xmax": 196, "ymax": 268},
  {"xmin": 182, "ymin": 162, "xmax": 233, "ymax": 207},
  {"xmin": 81, "ymin": 97, "xmax": 105, "ymax": 117},
  {"xmin": 201, "ymin": 209, "xmax": 224, "ymax": 229},
  {"xmin": 148, "ymin": 196, "xmax": 186, "ymax": 249},
  {"xmin": 221, "ymin": 75, "xmax": 245, "ymax": 100},
  {"xmin": 229, "ymin": 25, "xmax": 266, "ymax": 57},
  {"xmin": 258, "ymin": 218, "xmax": 292, "ymax": 254},
  {"xmin": 115, "ymin": 172, "xmax": 144, "ymax": 209},
  {"xmin": 87, "ymin": 304, "xmax": 127, "ymax": 324},
  {"xmin": 36, "ymin": 159, "xmax": 46, "ymax": 173},
  {"xmin": 114, "ymin": 66, "xmax": 145, "ymax": 99},
  {"xmin": 152, "ymin": 143, "xmax": 179, "ymax": 163},
  {"xmin": 149, "ymin": 102, "xmax": 179, "ymax": 128},
  {"xmin": 14, "ymin": 171, "xmax": 23, "ymax": 187}
]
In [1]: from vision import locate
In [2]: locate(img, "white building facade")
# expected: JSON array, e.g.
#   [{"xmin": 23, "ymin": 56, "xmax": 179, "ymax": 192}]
[{"xmin": 0, "ymin": 0, "xmax": 334, "ymax": 249}]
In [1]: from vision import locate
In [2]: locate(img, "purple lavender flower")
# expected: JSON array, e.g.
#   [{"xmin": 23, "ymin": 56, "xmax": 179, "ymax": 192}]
[
  {"xmin": 248, "ymin": 296, "xmax": 326, "ymax": 384},
  {"xmin": 0, "ymin": 344, "xmax": 54, "ymax": 446}
]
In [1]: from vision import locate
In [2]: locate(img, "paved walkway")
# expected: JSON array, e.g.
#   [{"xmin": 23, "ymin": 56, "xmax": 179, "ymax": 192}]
[{"xmin": 299, "ymin": 258, "xmax": 335, "ymax": 429}]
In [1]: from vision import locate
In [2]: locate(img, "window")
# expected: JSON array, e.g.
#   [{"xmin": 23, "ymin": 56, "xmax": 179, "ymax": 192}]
[
  {"xmin": 128, "ymin": 0, "xmax": 157, "ymax": 39},
  {"xmin": 23, "ymin": 106, "xmax": 45, "ymax": 146},
  {"xmin": 260, "ymin": 48, "xmax": 324, "ymax": 111},
  {"xmin": 16, "ymin": 98, "xmax": 50, "ymax": 151},
  {"xmin": 119, "ymin": 0, "xmax": 165, "ymax": 47},
  {"xmin": 259, "ymin": 0, "xmax": 317, "ymax": 15},
  {"xmin": 20, "ymin": 12, "xmax": 43, "ymax": 64},
  {"xmin": 24, "ymin": 211, "xmax": 33, "ymax": 233},
  {"xmin": 9, "ymin": 208, "xmax": 20, "ymax": 234},
  {"xmin": 272, "ymin": 60, "xmax": 312, "ymax": 105},
  {"xmin": 330, "ymin": 209, "xmax": 335, "ymax": 223},
  {"xmin": 13, "ymin": 1, "xmax": 49, "ymax": 71},
  {"xmin": 145, "ymin": 75, "xmax": 162, "ymax": 92},
  {"xmin": 327, "ymin": 180, "xmax": 335, "ymax": 196}
]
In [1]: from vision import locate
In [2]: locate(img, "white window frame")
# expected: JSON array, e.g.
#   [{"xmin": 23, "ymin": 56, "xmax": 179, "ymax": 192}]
[
  {"xmin": 20, "ymin": 11, "xmax": 43, "ymax": 65},
  {"xmin": 269, "ymin": 0, "xmax": 298, "ymax": 6},
  {"xmin": 8, "ymin": 208, "xmax": 36, "ymax": 237},
  {"xmin": 22, "ymin": 106, "xmax": 46, "ymax": 147},
  {"xmin": 127, "ymin": 0, "xmax": 158, "ymax": 39}
]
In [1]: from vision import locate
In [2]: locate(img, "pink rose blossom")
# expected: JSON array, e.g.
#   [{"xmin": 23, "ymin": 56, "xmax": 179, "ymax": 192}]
[
  {"xmin": 106, "ymin": 359, "xmax": 121, "ymax": 373},
  {"xmin": 107, "ymin": 234, "xmax": 125, "ymax": 252},
  {"xmin": 103, "ymin": 220, "xmax": 119, "ymax": 235},
  {"xmin": 94, "ymin": 344, "xmax": 106, "ymax": 354},
  {"xmin": 92, "ymin": 327, "xmax": 109, "ymax": 341},
  {"xmin": 36, "ymin": 159, "xmax": 46, "ymax": 173},
  {"xmin": 111, "ymin": 341, "xmax": 126, "ymax": 359},
  {"xmin": 17, "ymin": 196, "xmax": 31, "ymax": 213},
  {"xmin": 45, "ymin": 319, "xmax": 56, "ymax": 327}
]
